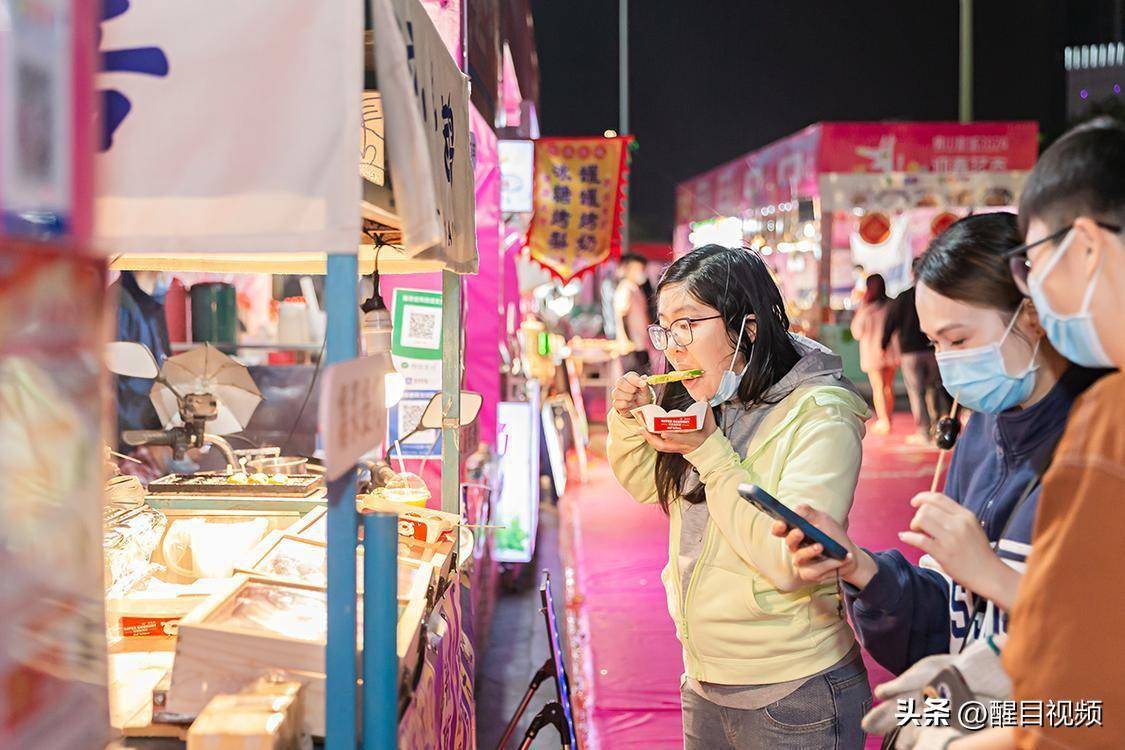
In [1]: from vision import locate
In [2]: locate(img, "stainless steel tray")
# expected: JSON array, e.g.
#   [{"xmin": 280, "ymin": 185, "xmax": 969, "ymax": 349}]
[{"xmin": 147, "ymin": 472, "xmax": 324, "ymax": 498}]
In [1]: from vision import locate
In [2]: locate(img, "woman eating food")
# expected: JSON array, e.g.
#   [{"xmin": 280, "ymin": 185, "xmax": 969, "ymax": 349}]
[{"xmin": 608, "ymin": 243, "xmax": 873, "ymax": 750}]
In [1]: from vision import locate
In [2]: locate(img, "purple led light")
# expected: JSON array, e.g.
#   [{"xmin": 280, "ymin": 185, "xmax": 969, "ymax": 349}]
[
  {"xmin": 1115, "ymin": 84, "xmax": 1122, "ymax": 94},
  {"xmin": 1081, "ymin": 89, "xmax": 1089, "ymax": 99}
]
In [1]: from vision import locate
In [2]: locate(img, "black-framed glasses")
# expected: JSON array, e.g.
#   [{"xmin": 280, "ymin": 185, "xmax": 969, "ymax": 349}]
[
  {"xmin": 647, "ymin": 315, "xmax": 722, "ymax": 351},
  {"xmin": 1004, "ymin": 221, "xmax": 1122, "ymax": 296}
]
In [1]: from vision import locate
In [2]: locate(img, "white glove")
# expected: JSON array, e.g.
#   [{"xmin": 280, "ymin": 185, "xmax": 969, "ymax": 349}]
[
  {"xmin": 862, "ymin": 639, "xmax": 1012, "ymax": 738},
  {"xmin": 950, "ymin": 638, "xmax": 1011, "ymax": 699},
  {"xmin": 862, "ymin": 654, "xmax": 954, "ymax": 737}
]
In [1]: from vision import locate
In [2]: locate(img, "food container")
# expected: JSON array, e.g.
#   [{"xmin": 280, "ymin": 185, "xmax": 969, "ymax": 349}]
[
  {"xmin": 362, "ymin": 485, "xmax": 429, "ymax": 509},
  {"xmin": 631, "ymin": 401, "xmax": 708, "ymax": 433}
]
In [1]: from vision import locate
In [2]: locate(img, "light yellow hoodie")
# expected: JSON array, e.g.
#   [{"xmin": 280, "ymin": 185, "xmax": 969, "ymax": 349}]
[{"xmin": 607, "ymin": 349, "xmax": 869, "ymax": 686}]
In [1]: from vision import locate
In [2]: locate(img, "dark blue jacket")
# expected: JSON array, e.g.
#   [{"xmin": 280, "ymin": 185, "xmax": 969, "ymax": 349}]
[
  {"xmin": 844, "ymin": 366, "xmax": 1105, "ymax": 675},
  {"xmin": 113, "ymin": 272, "xmax": 171, "ymax": 450}
]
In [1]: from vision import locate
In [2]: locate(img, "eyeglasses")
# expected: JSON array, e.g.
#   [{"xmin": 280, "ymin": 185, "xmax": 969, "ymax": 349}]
[
  {"xmin": 1004, "ymin": 221, "xmax": 1121, "ymax": 296},
  {"xmin": 647, "ymin": 315, "xmax": 722, "ymax": 351}
]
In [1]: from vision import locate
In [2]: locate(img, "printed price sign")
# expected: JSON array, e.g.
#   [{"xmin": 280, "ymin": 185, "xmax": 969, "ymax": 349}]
[{"xmin": 319, "ymin": 355, "xmax": 388, "ymax": 480}]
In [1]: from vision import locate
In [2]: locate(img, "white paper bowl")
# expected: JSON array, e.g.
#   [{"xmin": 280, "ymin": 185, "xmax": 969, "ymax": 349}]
[{"xmin": 631, "ymin": 401, "xmax": 708, "ymax": 433}]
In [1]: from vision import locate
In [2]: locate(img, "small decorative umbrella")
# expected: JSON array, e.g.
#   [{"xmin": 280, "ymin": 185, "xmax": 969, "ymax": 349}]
[{"xmin": 150, "ymin": 344, "xmax": 262, "ymax": 435}]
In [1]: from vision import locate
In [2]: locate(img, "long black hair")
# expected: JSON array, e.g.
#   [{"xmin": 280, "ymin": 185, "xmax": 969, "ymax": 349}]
[
  {"xmin": 917, "ymin": 212, "xmax": 1023, "ymax": 314},
  {"xmin": 653, "ymin": 245, "xmax": 801, "ymax": 512},
  {"xmin": 863, "ymin": 273, "xmax": 888, "ymax": 305},
  {"xmin": 916, "ymin": 212, "xmax": 1035, "ymax": 350}
]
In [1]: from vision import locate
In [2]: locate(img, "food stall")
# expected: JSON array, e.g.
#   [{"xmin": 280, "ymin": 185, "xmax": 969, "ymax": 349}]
[
  {"xmin": 673, "ymin": 121, "xmax": 1039, "ymax": 382},
  {"xmin": 10, "ymin": 0, "xmax": 494, "ymax": 748}
]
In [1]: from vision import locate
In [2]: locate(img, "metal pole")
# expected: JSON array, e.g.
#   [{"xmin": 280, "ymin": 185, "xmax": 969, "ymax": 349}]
[
  {"xmin": 441, "ymin": 269, "xmax": 462, "ymax": 516},
  {"xmin": 959, "ymin": 0, "xmax": 973, "ymax": 123},
  {"xmin": 817, "ymin": 205, "xmax": 833, "ymax": 325},
  {"xmin": 619, "ymin": 0, "xmax": 629, "ymax": 135},
  {"xmin": 325, "ymin": 253, "xmax": 359, "ymax": 750},
  {"xmin": 362, "ymin": 512, "xmax": 398, "ymax": 750},
  {"xmin": 619, "ymin": 0, "xmax": 630, "ymax": 254}
]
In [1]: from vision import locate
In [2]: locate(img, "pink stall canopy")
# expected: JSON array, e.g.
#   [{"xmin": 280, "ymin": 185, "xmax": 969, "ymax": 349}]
[{"xmin": 674, "ymin": 121, "xmax": 1039, "ymax": 255}]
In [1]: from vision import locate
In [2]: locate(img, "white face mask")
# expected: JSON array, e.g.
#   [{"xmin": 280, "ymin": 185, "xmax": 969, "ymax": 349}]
[{"xmin": 709, "ymin": 316, "xmax": 751, "ymax": 406}]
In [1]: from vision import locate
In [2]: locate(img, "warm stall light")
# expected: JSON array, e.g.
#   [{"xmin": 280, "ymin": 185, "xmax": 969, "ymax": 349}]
[
  {"xmin": 803, "ymin": 223, "xmax": 817, "ymax": 239},
  {"xmin": 604, "ymin": 129, "xmax": 618, "ymax": 138},
  {"xmin": 385, "ymin": 371, "xmax": 406, "ymax": 408},
  {"xmin": 545, "ymin": 294, "xmax": 574, "ymax": 317},
  {"xmin": 689, "ymin": 216, "xmax": 743, "ymax": 248}
]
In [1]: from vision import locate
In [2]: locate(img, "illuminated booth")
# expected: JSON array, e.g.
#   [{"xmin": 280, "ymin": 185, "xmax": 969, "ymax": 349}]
[{"xmin": 675, "ymin": 121, "xmax": 1038, "ymax": 324}]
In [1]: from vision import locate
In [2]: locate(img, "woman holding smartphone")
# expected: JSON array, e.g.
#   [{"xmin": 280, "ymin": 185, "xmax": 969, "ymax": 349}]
[
  {"xmin": 609, "ymin": 244, "xmax": 872, "ymax": 750},
  {"xmin": 773, "ymin": 214, "xmax": 1103, "ymax": 694}
]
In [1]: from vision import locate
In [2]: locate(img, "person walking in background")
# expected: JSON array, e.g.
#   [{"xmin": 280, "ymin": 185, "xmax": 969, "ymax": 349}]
[
  {"xmin": 850, "ymin": 273, "xmax": 898, "ymax": 434},
  {"xmin": 614, "ymin": 252, "xmax": 656, "ymax": 373},
  {"xmin": 849, "ymin": 263, "xmax": 867, "ymax": 308},
  {"xmin": 882, "ymin": 260, "xmax": 951, "ymax": 444}
]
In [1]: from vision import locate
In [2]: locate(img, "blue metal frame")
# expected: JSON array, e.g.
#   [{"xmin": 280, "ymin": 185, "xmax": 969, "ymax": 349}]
[
  {"xmin": 325, "ymin": 253, "xmax": 361, "ymax": 749},
  {"xmin": 362, "ymin": 512, "xmax": 398, "ymax": 750}
]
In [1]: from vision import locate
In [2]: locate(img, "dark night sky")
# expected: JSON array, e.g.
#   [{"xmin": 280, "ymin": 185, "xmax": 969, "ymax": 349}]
[{"xmin": 529, "ymin": 0, "xmax": 1124, "ymax": 241}]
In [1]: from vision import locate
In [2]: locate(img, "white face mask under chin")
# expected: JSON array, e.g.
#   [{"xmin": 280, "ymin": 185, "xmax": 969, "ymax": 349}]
[{"xmin": 709, "ymin": 317, "xmax": 751, "ymax": 407}]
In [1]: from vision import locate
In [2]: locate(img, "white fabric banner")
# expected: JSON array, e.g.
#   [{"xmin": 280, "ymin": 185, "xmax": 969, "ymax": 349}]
[
  {"xmin": 370, "ymin": 0, "xmax": 441, "ymax": 255},
  {"xmin": 372, "ymin": 0, "xmax": 478, "ymax": 273},
  {"xmin": 849, "ymin": 215, "xmax": 914, "ymax": 297},
  {"xmin": 94, "ymin": 1, "xmax": 361, "ymax": 255}
]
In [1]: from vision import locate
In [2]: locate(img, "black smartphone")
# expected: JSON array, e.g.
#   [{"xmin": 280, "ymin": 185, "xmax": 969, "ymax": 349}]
[{"xmin": 737, "ymin": 483, "xmax": 849, "ymax": 561}]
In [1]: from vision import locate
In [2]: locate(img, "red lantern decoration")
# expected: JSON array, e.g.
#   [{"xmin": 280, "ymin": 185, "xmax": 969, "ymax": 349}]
[
  {"xmin": 931, "ymin": 211, "xmax": 959, "ymax": 238},
  {"xmin": 858, "ymin": 211, "xmax": 892, "ymax": 244}
]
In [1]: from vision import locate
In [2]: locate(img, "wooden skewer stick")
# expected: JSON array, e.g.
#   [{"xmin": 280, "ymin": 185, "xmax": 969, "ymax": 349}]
[
  {"xmin": 930, "ymin": 396, "xmax": 960, "ymax": 493},
  {"xmin": 460, "ymin": 523, "xmax": 509, "ymax": 530},
  {"xmin": 109, "ymin": 449, "xmax": 144, "ymax": 465}
]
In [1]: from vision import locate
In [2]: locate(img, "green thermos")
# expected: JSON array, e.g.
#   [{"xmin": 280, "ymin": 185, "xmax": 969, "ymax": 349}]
[{"xmin": 190, "ymin": 282, "xmax": 237, "ymax": 351}]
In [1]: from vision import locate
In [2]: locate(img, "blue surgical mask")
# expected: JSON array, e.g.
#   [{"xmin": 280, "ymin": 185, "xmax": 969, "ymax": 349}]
[
  {"xmin": 1028, "ymin": 230, "xmax": 1113, "ymax": 369},
  {"xmin": 709, "ymin": 316, "xmax": 752, "ymax": 407},
  {"xmin": 151, "ymin": 273, "xmax": 171, "ymax": 304},
  {"xmin": 935, "ymin": 302, "xmax": 1041, "ymax": 414}
]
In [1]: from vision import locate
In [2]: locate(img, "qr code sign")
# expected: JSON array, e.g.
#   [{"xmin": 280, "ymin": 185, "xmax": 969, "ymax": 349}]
[
  {"xmin": 401, "ymin": 306, "xmax": 441, "ymax": 350},
  {"xmin": 397, "ymin": 400, "xmax": 430, "ymax": 444}
]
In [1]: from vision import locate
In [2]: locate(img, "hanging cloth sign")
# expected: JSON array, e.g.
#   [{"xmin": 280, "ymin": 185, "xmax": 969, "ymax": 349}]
[
  {"xmin": 94, "ymin": 0, "xmax": 361, "ymax": 255},
  {"xmin": 372, "ymin": 0, "xmax": 478, "ymax": 272},
  {"xmin": 526, "ymin": 136, "xmax": 631, "ymax": 282}
]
